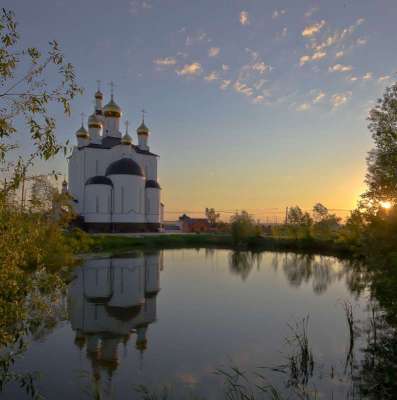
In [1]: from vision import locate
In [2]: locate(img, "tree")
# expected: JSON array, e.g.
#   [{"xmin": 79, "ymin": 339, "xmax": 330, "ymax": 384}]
[
  {"xmin": 230, "ymin": 211, "xmax": 260, "ymax": 245},
  {"xmin": 312, "ymin": 203, "xmax": 328, "ymax": 222},
  {"xmin": 364, "ymin": 82, "xmax": 397, "ymax": 209},
  {"xmin": 0, "ymin": 8, "xmax": 82, "ymax": 192},
  {"xmin": 288, "ymin": 206, "xmax": 313, "ymax": 226},
  {"xmin": 205, "ymin": 207, "xmax": 220, "ymax": 226}
]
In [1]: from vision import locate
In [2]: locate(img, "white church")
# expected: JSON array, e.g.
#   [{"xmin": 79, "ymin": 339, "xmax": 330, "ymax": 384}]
[{"xmin": 65, "ymin": 84, "xmax": 163, "ymax": 233}]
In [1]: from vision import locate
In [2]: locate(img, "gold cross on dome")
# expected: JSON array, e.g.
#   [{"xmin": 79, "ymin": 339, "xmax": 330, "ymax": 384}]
[
  {"xmin": 80, "ymin": 112, "xmax": 86, "ymax": 126},
  {"xmin": 96, "ymin": 80, "xmax": 101, "ymax": 91},
  {"xmin": 125, "ymin": 120, "xmax": 129, "ymax": 133}
]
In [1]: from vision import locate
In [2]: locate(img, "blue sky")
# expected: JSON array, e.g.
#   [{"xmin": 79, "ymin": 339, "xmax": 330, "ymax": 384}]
[{"xmin": 4, "ymin": 0, "xmax": 397, "ymax": 219}]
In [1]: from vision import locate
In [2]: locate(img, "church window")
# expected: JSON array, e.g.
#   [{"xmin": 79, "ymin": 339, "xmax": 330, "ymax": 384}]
[
  {"xmin": 146, "ymin": 198, "xmax": 150, "ymax": 214},
  {"xmin": 121, "ymin": 186, "xmax": 124, "ymax": 213},
  {"xmin": 95, "ymin": 160, "xmax": 99, "ymax": 175},
  {"xmin": 96, "ymin": 196, "xmax": 99, "ymax": 213}
]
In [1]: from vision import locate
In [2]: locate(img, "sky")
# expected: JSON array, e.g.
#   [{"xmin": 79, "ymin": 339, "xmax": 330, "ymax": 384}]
[{"xmin": 3, "ymin": 0, "xmax": 397, "ymax": 220}]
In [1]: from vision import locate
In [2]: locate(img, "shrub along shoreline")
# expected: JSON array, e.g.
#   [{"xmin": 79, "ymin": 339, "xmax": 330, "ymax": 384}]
[{"xmin": 88, "ymin": 233, "xmax": 353, "ymax": 257}]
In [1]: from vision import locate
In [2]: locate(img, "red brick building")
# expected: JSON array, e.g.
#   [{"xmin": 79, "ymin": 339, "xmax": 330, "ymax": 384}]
[{"xmin": 179, "ymin": 214, "xmax": 211, "ymax": 233}]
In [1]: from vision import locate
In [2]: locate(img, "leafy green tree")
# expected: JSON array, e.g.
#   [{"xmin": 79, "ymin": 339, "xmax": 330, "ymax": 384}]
[
  {"xmin": 0, "ymin": 8, "xmax": 82, "ymax": 191},
  {"xmin": 364, "ymin": 82, "xmax": 397, "ymax": 208},
  {"xmin": 205, "ymin": 207, "xmax": 220, "ymax": 226},
  {"xmin": 312, "ymin": 203, "xmax": 328, "ymax": 222},
  {"xmin": 288, "ymin": 206, "xmax": 313, "ymax": 226},
  {"xmin": 230, "ymin": 211, "xmax": 261, "ymax": 245}
]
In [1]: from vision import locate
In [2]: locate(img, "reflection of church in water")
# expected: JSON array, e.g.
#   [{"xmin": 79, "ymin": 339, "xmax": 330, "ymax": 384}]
[{"xmin": 67, "ymin": 251, "xmax": 163, "ymax": 386}]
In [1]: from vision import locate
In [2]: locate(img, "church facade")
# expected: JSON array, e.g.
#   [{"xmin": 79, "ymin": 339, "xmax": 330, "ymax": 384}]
[{"xmin": 66, "ymin": 86, "xmax": 163, "ymax": 233}]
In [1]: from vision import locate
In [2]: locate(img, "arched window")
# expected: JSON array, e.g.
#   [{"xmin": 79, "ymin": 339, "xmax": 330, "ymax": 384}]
[
  {"xmin": 121, "ymin": 186, "xmax": 124, "ymax": 213},
  {"xmin": 95, "ymin": 160, "xmax": 99, "ymax": 175}
]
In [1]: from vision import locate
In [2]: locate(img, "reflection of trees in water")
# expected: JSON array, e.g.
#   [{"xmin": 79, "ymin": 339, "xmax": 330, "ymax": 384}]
[
  {"xmin": 272, "ymin": 253, "xmax": 370, "ymax": 295},
  {"xmin": 228, "ymin": 251, "xmax": 263, "ymax": 281}
]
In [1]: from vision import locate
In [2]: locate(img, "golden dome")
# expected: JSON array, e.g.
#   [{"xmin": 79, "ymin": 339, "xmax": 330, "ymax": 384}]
[
  {"xmin": 95, "ymin": 90, "xmax": 103, "ymax": 99},
  {"xmin": 76, "ymin": 125, "xmax": 89, "ymax": 138},
  {"xmin": 121, "ymin": 132, "xmax": 133, "ymax": 145},
  {"xmin": 103, "ymin": 97, "xmax": 122, "ymax": 118},
  {"xmin": 88, "ymin": 113, "xmax": 102, "ymax": 129},
  {"xmin": 137, "ymin": 122, "xmax": 149, "ymax": 135}
]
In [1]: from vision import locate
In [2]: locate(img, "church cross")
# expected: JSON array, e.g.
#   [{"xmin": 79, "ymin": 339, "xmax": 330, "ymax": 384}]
[
  {"xmin": 80, "ymin": 112, "xmax": 86, "ymax": 126},
  {"xmin": 96, "ymin": 79, "xmax": 101, "ymax": 91},
  {"xmin": 108, "ymin": 81, "xmax": 115, "ymax": 98},
  {"xmin": 141, "ymin": 108, "xmax": 147, "ymax": 123},
  {"xmin": 125, "ymin": 120, "xmax": 129, "ymax": 133}
]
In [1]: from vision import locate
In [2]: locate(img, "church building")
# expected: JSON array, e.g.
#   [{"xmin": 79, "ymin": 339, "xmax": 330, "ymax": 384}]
[{"xmin": 66, "ymin": 84, "xmax": 163, "ymax": 232}]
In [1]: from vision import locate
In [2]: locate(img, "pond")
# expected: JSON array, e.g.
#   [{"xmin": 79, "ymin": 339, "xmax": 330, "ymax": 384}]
[{"xmin": 2, "ymin": 249, "xmax": 391, "ymax": 399}]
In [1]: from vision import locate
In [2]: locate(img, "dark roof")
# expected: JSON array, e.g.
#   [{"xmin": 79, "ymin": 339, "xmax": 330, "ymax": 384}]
[
  {"xmin": 145, "ymin": 180, "xmax": 161, "ymax": 189},
  {"xmin": 84, "ymin": 136, "xmax": 158, "ymax": 156},
  {"xmin": 85, "ymin": 176, "xmax": 113, "ymax": 186},
  {"xmin": 106, "ymin": 158, "xmax": 144, "ymax": 177}
]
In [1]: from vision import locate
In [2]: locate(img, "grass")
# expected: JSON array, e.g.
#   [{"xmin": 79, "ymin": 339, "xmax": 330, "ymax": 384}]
[{"xmin": 88, "ymin": 233, "xmax": 353, "ymax": 257}]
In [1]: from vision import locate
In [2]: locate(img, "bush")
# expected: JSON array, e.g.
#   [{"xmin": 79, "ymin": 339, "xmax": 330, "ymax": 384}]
[{"xmin": 230, "ymin": 211, "xmax": 261, "ymax": 245}]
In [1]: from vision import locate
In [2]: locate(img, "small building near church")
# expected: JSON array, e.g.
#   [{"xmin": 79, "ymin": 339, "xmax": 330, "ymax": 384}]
[
  {"xmin": 64, "ymin": 84, "xmax": 163, "ymax": 233},
  {"xmin": 179, "ymin": 214, "xmax": 211, "ymax": 233}
]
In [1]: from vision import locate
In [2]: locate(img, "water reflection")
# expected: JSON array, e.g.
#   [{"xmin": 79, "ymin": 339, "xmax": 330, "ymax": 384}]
[{"xmin": 67, "ymin": 251, "xmax": 163, "ymax": 388}]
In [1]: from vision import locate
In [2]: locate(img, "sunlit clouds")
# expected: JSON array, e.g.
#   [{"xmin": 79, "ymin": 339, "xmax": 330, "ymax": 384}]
[
  {"xmin": 330, "ymin": 92, "xmax": 352, "ymax": 108},
  {"xmin": 302, "ymin": 20, "xmax": 326, "ymax": 37},
  {"xmin": 208, "ymin": 47, "xmax": 220, "ymax": 57},
  {"xmin": 239, "ymin": 11, "xmax": 250, "ymax": 26},
  {"xmin": 272, "ymin": 9, "xmax": 286, "ymax": 19},
  {"xmin": 176, "ymin": 62, "xmax": 202, "ymax": 76},
  {"xmin": 329, "ymin": 64, "xmax": 353, "ymax": 73},
  {"xmin": 153, "ymin": 57, "xmax": 177, "ymax": 66}
]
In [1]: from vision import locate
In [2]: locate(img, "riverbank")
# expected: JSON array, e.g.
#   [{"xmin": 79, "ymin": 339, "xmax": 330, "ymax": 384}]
[{"xmin": 88, "ymin": 233, "xmax": 353, "ymax": 257}]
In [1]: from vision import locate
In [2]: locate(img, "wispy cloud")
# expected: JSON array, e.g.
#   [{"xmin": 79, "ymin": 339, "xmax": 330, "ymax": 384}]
[
  {"xmin": 272, "ymin": 9, "xmax": 286, "ymax": 19},
  {"xmin": 313, "ymin": 91, "xmax": 326, "ymax": 103},
  {"xmin": 176, "ymin": 62, "xmax": 202, "ymax": 76},
  {"xmin": 153, "ymin": 57, "xmax": 177, "ymax": 66},
  {"xmin": 222, "ymin": 64, "xmax": 230, "ymax": 71},
  {"xmin": 362, "ymin": 72, "xmax": 372, "ymax": 80},
  {"xmin": 233, "ymin": 81, "xmax": 253, "ymax": 97},
  {"xmin": 252, "ymin": 95, "xmax": 265, "ymax": 104},
  {"xmin": 297, "ymin": 102, "xmax": 311, "ymax": 111},
  {"xmin": 329, "ymin": 63, "xmax": 353, "ymax": 73},
  {"xmin": 330, "ymin": 92, "xmax": 352, "ymax": 108},
  {"xmin": 204, "ymin": 71, "xmax": 220, "ymax": 82},
  {"xmin": 304, "ymin": 7, "xmax": 319, "ymax": 18},
  {"xmin": 129, "ymin": 0, "xmax": 152, "ymax": 15},
  {"xmin": 378, "ymin": 75, "xmax": 391, "ymax": 82},
  {"xmin": 300, "ymin": 51, "xmax": 326, "ymax": 66},
  {"xmin": 208, "ymin": 47, "xmax": 220, "ymax": 57},
  {"xmin": 185, "ymin": 32, "xmax": 210, "ymax": 46},
  {"xmin": 356, "ymin": 38, "xmax": 367, "ymax": 46},
  {"xmin": 335, "ymin": 51, "xmax": 344, "ymax": 59},
  {"xmin": 310, "ymin": 18, "xmax": 365, "ymax": 52},
  {"xmin": 302, "ymin": 20, "xmax": 326, "ymax": 37},
  {"xmin": 240, "ymin": 11, "xmax": 250, "ymax": 26},
  {"xmin": 220, "ymin": 80, "xmax": 231, "ymax": 90}
]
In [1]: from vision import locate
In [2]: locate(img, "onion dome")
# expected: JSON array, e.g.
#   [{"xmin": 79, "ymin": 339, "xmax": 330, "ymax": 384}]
[
  {"xmin": 105, "ymin": 158, "xmax": 144, "ymax": 177},
  {"xmin": 137, "ymin": 121, "xmax": 149, "ymax": 135},
  {"xmin": 103, "ymin": 97, "xmax": 122, "ymax": 118},
  {"xmin": 76, "ymin": 125, "xmax": 89, "ymax": 139},
  {"xmin": 121, "ymin": 132, "xmax": 133, "ymax": 145},
  {"xmin": 88, "ymin": 112, "xmax": 102, "ymax": 129},
  {"xmin": 95, "ymin": 90, "xmax": 103, "ymax": 100},
  {"xmin": 85, "ymin": 176, "xmax": 113, "ymax": 186},
  {"xmin": 145, "ymin": 180, "xmax": 161, "ymax": 189}
]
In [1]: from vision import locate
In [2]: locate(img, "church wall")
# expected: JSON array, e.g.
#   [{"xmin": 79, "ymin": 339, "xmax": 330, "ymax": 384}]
[
  {"xmin": 107, "ymin": 257, "xmax": 145, "ymax": 309},
  {"xmin": 110, "ymin": 174, "xmax": 146, "ymax": 223},
  {"xmin": 84, "ymin": 184, "xmax": 112, "ymax": 223},
  {"xmin": 145, "ymin": 252, "xmax": 161, "ymax": 295},
  {"xmin": 145, "ymin": 187, "xmax": 161, "ymax": 224}
]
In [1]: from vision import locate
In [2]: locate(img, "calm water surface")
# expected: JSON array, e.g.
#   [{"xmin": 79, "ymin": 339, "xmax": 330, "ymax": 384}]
[{"xmin": 4, "ymin": 249, "xmax": 373, "ymax": 399}]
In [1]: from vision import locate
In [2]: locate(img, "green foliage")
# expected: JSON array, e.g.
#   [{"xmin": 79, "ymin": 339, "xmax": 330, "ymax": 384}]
[
  {"xmin": 230, "ymin": 211, "xmax": 261, "ymax": 245},
  {"xmin": 0, "ymin": 8, "xmax": 82, "ymax": 190},
  {"xmin": 364, "ymin": 82, "xmax": 397, "ymax": 207},
  {"xmin": 205, "ymin": 207, "xmax": 220, "ymax": 226}
]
